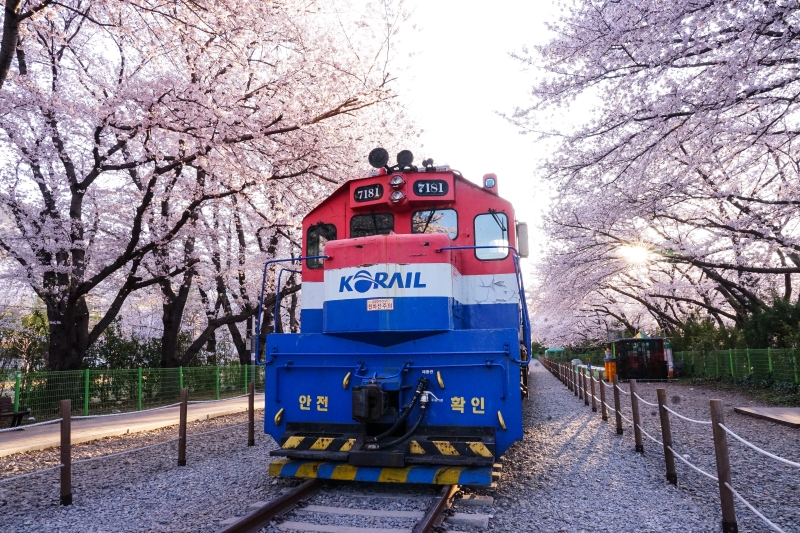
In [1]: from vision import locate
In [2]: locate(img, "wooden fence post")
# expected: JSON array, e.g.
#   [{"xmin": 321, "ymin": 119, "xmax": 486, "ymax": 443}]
[
  {"xmin": 178, "ymin": 387, "xmax": 188, "ymax": 466},
  {"xmin": 629, "ymin": 379, "xmax": 644, "ymax": 452},
  {"xmin": 573, "ymin": 366, "xmax": 578, "ymax": 396},
  {"xmin": 710, "ymin": 399, "xmax": 738, "ymax": 533},
  {"xmin": 248, "ymin": 382, "xmax": 255, "ymax": 446},
  {"xmin": 590, "ymin": 370, "xmax": 597, "ymax": 412},
  {"xmin": 60, "ymin": 399, "xmax": 72, "ymax": 506},
  {"xmin": 612, "ymin": 374, "xmax": 623, "ymax": 435},
  {"xmin": 583, "ymin": 370, "xmax": 589, "ymax": 406},
  {"xmin": 599, "ymin": 370, "xmax": 607, "ymax": 420},
  {"xmin": 657, "ymin": 388, "xmax": 677, "ymax": 485}
]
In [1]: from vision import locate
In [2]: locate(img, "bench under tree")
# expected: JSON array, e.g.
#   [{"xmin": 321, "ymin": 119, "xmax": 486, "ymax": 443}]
[{"xmin": 0, "ymin": 396, "xmax": 30, "ymax": 428}]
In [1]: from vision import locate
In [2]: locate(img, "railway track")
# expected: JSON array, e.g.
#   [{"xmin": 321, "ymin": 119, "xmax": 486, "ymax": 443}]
[{"xmin": 216, "ymin": 479, "xmax": 492, "ymax": 533}]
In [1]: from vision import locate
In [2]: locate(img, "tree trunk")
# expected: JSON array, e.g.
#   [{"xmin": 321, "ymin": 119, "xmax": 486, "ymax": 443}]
[
  {"xmin": 161, "ymin": 297, "xmax": 183, "ymax": 368},
  {"xmin": 228, "ymin": 320, "xmax": 250, "ymax": 365},
  {"xmin": 0, "ymin": 1, "xmax": 22, "ymax": 91},
  {"xmin": 46, "ymin": 296, "xmax": 90, "ymax": 371}
]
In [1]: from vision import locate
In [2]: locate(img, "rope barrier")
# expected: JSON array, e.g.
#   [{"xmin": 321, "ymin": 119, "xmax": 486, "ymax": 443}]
[
  {"xmin": 187, "ymin": 420, "xmax": 250, "ymax": 438},
  {"xmin": 724, "ymin": 482, "xmax": 787, "ymax": 533},
  {"xmin": 718, "ymin": 424, "xmax": 800, "ymax": 469},
  {"xmin": 72, "ymin": 438, "xmax": 179, "ymax": 465},
  {"xmin": 71, "ymin": 402, "xmax": 184, "ymax": 420},
  {"xmin": 72, "ymin": 420, "xmax": 250, "ymax": 466},
  {"xmin": 615, "ymin": 385, "xmax": 630, "ymax": 395},
  {"xmin": 633, "ymin": 392, "xmax": 658, "ymax": 407},
  {"xmin": 0, "ymin": 417, "xmax": 63, "ymax": 433},
  {"xmin": 69, "ymin": 395, "xmax": 249, "ymax": 421},
  {"xmin": 662, "ymin": 405, "xmax": 712, "ymax": 425},
  {"xmin": 0, "ymin": 464, "xmax": 63, "ymax": 484},
  {"xmin": 666, "ymin": 445, "xmax": 718, "ymax": 482},
  {"xmin": 603, "ymin": 401, "xmax": 617, "ymax": 413},
  {"xmin": 188, "ymin": 394, "xmax": 249, "ymax": 404},
  {"xmin": 602, "ymin": 380, "xmax": 613, "ymax": 388},
  {"xmin": 637, "ymin": 423, "xmax": 664, "ymax": 447},
  {"xmin": 619, "ymin": 411, "xmax": 633, "ymax": 424}
]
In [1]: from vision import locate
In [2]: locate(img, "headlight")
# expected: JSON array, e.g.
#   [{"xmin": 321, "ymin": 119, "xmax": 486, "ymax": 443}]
[
  {"xmin": 389, "ymin": 174, "xmax": 405, "ymax": 188},
  {"xmin": 390, "ymin": 190, "xmax": 406, "ymax": 203}
]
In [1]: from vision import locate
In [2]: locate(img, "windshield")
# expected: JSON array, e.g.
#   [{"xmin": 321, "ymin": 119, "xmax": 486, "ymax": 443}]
[
  {"xmin": 411, "ymin": 209, "xmax": 458, "ymax": 239},
  {"xmin": 350, "ymin": 213, "xmax": 394, "ymax": 238},
  {"xmin": 474, "ymin": 212, "xmax": 509, "ymax": 259},
  {"xmin": 306, "ymin": 223, "xmax": 336, "ymax": 269}
]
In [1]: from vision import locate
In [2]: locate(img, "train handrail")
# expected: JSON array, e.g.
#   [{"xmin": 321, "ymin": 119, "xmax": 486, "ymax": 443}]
[
  {"xmin": 255, "ymin": 255, "xmax": 330, "ymax": 365},
  {"xmin": 436, "ymin": 245, "xmax": 531, "ymax": 366}
]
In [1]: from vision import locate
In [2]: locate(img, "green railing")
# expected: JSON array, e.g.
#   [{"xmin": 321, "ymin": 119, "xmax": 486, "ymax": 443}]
[
  {"xmin": 0, "ymin": 365, "xmax": 265, "ymax": 426},
  {"xmin": 539, "ymin": 352, "xmax": 598, "ymax": 364},
  {"xmin": 539, "ymin": 348, "xmax": 799, "ymax": 385},
  {"xmin": 676, "ymin": 349, "xmax": 799, "ymax": 384}
]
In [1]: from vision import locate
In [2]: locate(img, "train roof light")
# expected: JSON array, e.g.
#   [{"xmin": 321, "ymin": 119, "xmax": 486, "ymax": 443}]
[
  {"xmin": 397, "ymin": 150, "xmax": 414, "ymax": 167},
  {"xmin": 389, "ymin": 174, "xmax": 405, "ymax": 188},
  {"xmin": 389, "ymin": 190, "xmax": 406, "ymax": 203},
  {"xmin": 369, "ymin": 147, "xmax": 389, "ymax": 169}
]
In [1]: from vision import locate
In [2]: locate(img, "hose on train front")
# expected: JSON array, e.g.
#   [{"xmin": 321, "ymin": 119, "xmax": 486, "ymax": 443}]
[
  {"xmin": 365, "ymin": 394, "xmax": 429, "ymax": 451},
  {"xmin": 367, "ymin": 377, "xmax": 429, "ymax": 444}
]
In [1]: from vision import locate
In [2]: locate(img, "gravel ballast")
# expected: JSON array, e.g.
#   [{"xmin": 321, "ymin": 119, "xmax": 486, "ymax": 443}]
[
  {"xmin": 0, "ymin": 410, "xmax": 301, "ymax": 533},
  {"xmin": 520, "ymin": 363, "xmax": 799, "ymax": 533},
  {"xmin": 1, "ymin": 363, "xmax": 798, "ymax": 532}
]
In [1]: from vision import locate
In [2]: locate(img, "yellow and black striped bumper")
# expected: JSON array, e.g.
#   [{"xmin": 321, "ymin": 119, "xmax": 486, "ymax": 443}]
[
  {"xmin": 408, "ymin": 439, "xmax": 494, "ymax": 459},
  {"xmin": 268, "ymin": 458, "xmax": 496, "ymax": 486},
  {"xmin": 281, "ymin": 435, "xmax": 356, "ymax": 453}
]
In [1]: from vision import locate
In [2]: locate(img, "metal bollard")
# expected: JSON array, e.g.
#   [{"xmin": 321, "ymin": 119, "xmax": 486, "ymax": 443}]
[
  {"xmin": 710, "ymin": 399, "xmax": 738, "ymax": 533},
  {"xmin": 60, "ymin": 399, "xmax": 72, "ymax": 506},
  {"xmin": 657, "ymin": 388, "xmax": 677, "ymax": 485},
  {"xmin": 629, "ymin": 379, "xmax": 644, "ymax": 453},
  {"xmin": 178, "ymin": 387, "xmax": 188, "ymax": 466},
  {"xmin": 612, "ymin": 374, "xmax": 623, "ymax": 434}
]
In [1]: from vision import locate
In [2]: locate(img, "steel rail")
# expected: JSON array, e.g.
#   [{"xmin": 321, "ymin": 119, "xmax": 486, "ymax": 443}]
[
  {"xmin": 412, "ymin": 484, "xmax": 460, "ymax": 533},
  {"xmin": 216, "ymin": 479, "xmax": 323, "ymax": 533}
]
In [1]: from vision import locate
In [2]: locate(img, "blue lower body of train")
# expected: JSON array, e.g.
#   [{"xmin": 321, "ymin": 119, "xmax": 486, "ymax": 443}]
[{"xmin": 264, "ymin": 328, "xmax": 524, "ymax": 486}]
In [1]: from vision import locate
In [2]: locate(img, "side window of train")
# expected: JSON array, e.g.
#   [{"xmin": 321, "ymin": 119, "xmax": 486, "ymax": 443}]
[
  {"xmin": 411, "ymin": 209, "xmax": 458, "ymax": 239},
  {"xmin": 474, "ymin": 212, "xmax": 509, "ymax": 260},
  {"xmin": 306, "ymin": 223, "xmax": 337, "ymax": 269},
  {"xmin": 350, "ymin": 213, "xmax": 394, "ymax": 238}
]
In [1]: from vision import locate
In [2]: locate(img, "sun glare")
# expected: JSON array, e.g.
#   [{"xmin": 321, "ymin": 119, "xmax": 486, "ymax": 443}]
[{"xmin": 618, "ymin": 245, "xmax": 652, "ymax": 264}]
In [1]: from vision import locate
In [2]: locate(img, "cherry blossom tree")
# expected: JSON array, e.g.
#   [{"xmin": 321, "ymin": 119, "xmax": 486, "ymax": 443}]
[
  {"xmin": 0, "ymin": 0, "xmax": 411, "ymax": 369},
  {"xmin": 513, "ymin": 0, "xmax": 800, "ymax": 346}
]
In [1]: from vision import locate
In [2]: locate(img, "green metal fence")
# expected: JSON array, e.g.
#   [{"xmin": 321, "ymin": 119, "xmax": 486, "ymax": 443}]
[
  {"xmin": 0, "ymin": 365, "xmax": 265, "ymax": 426},
  {"xmin": 538, "ymin": 352, "xmax": 596, "ymax": 364},
  {"xmin": 539, "ymin": 348, "xmax": 800, "ymax": 385},
  {"xmin": 676, "ymin": 349, "xmax": 799, "ymax": 385}
]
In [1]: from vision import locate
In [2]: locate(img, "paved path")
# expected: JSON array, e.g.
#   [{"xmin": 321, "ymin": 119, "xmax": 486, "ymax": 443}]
[{"xmin": 0, "ymin": 395, "xmax": 263, "ymax": 457}]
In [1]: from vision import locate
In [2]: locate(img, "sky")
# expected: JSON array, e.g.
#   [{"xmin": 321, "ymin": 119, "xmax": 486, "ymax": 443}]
[{"xmin": 393, "ymin": 0, "xmax": 562, "ymax": 258}]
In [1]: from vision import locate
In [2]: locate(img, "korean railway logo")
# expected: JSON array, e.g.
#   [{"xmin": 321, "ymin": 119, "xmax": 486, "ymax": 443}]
[{"xmin": 339, "ymin": 270, "xmax": 426, "ymax": 293}]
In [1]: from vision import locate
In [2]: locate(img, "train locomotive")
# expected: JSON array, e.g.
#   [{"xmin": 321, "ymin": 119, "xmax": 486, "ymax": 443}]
[{"xmin": 257, "ymin": 149, "xmax": 531, "ymax": 487}]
